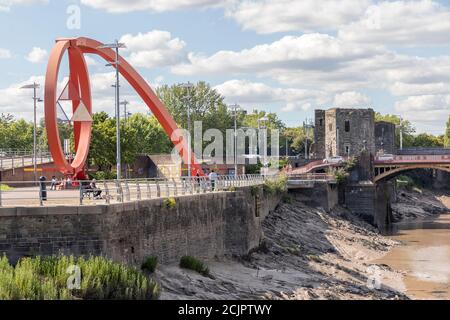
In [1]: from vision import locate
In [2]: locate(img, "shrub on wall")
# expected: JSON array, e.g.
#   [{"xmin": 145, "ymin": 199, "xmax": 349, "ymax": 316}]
[
  {"xmin": 333, "ymin": 168, "xmax": 349, "ymax": 184},
  {"xmin": 263, "ymin": 174, "xmax": 287, "ymax": 195},
  {"xmin": 164, "ymin": 197, "xmax": 176, "ymax": 209}
]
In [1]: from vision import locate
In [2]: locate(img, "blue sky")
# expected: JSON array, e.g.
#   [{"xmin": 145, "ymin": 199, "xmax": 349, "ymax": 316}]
[{"xmin": 1, "ymin": 0, "xmax": 450, "ymax": 134}]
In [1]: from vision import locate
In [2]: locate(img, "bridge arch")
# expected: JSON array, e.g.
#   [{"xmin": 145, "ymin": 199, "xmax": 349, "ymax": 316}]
[
  {"xmin": 374, "ymin": 165, "xmax": 450, "ymax": 183},
  {"xmin": 45, "ymin": 37, "xmax": 202, "ymax": 179}
]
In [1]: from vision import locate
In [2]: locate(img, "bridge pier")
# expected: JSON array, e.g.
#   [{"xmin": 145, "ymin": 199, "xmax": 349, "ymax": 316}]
[{"xmin": 343, "ymin": 181, "xmax": 394, "ymax": 230}]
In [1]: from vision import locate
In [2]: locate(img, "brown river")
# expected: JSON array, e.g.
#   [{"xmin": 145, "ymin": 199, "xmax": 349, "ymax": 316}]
[{"xmin": 375, "ymin": 214, "xmax": 450, "ymax": 300}]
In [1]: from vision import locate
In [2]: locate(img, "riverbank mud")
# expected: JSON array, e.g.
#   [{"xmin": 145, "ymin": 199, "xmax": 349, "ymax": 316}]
[{"xmin": 156, "ymin": 198, "xmax": 408, "ymax": 300}]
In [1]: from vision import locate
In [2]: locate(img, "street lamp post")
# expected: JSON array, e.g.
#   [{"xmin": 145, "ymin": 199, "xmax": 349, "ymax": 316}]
[
  {"xmin": 20, "ymin": 82, "xmax": 42, "ymax": 182},
  {"xmin": 120, "ymin": 100, "xmax": 130, "ymax": 178},
  {"xmin": 98, "ymin": 40, "xmax": 126, "ymax": 180},
  {"xmin": 303, "ymin": 118, "xmax": 313, "ymax": 160},
  {"xmin": 228, "ymin": 104, "xmax": 241, "ymax": 177},
  {"xmin": 120, "ymin": 100, "xmax": 130, "ymax": 125},
  {"xmin": 178, "ymin": 82, "xmax": 194, "ymax": 177},
  {"xmin": 258, "ymin": 115, "xmax": 269, "ymax": 171},
  {"xmin": 399, "ymin": 117, "xmax": 403, "ymax": 150}
]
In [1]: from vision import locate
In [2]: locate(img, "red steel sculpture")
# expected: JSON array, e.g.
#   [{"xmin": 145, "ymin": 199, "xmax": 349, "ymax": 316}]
[{"xmin": 45, "ymin": 37, "xmax": 203, "ymax": 179}]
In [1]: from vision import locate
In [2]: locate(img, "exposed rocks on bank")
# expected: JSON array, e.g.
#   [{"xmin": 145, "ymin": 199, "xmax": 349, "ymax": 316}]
[
  {"xmin": 156, "ymin": 198, "xmax": 408, "ymax": 300},
  {"xmin": 392, "ymin": 188, "xmax": 450, "ymax": 221}
]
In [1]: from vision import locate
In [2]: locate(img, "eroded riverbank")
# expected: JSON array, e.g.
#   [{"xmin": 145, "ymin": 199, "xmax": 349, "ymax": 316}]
[
  {"xmin": 156, "ymin": 198, "xmax": 407, "ymax": 300},
  {"xmin": 156, "ymin": 189, "xmax": 449, "ymax": 300}
]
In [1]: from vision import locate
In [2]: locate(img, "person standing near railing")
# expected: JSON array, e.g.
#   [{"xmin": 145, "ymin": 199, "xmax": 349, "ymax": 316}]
[
  {"xmin": 50, "ymin": 176, "xmax": 57, "ymax": 190},
  {"xmin": 195, "ymin": 169, "xmax": 201, "ymax": 192},
  {"xmin": 39, "ymin": 176, "xmax": 47, "ymax": 201},
  {"xmin": 208, "ymin": 170, "xmax": 218, "ymax": 191}
]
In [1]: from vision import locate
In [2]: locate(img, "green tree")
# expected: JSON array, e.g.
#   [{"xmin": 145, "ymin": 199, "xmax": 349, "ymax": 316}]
[
  {"xmin": 282, "ymin": 126, "xmax": 313, "ymax": 156},
  {"xmin": 89, "ymin": 112, "xmax": 117, "ymax": 171},
  {"xmin": 125, "ymin": 113, "xmax": 172, "ymax": 154},
  {"xmin": 157, "ymin": 81, "xmax": 234, "ymax": 138},
  {"xmin": 410, "ymin": 133, "xmax": 444, "ymax": 148},
  {"xmin": 445, "ymin": 116, "xmax": 450, "ymax": 147}
]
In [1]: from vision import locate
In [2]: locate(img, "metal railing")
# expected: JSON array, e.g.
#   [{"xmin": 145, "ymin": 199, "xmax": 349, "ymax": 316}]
[
  {"xmin": 0, "ymin": 174, "xmax": 267, "ymax": 207},
  {"xmin": 287, "ymin": 173, "xmax": 335, "ymax": 182},
  {"xmin": 375, "ymin": 154, "xmax": 450, "ymax": 164},
  {"xmin": 0, "ymin": 150, "xmax": 53, "ymax": 171}
]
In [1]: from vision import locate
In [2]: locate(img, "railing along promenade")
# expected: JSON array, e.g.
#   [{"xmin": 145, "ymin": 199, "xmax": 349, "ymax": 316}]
[
  {"xmin": 0, "ymin": 149, "xmax": 53, "ymax": 170},
  {"xmin": 0, "ymin": 174, "xmax": 269, "ymax": 207}
]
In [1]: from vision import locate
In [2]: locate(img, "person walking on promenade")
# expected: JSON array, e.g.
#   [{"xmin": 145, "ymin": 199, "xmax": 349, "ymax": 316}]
[{"xmin": 208, "ymin": 170, "xmax": 218, "ymax": 191}]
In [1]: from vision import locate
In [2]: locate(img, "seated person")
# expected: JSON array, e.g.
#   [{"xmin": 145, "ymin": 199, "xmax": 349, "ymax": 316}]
[
  {"xmin": 90, "ymin": 179, "xmax": 102, "ymax": 199},
  {"xmin": 56, "ymin": 178, "xmax": 66, "ymax": 191}
]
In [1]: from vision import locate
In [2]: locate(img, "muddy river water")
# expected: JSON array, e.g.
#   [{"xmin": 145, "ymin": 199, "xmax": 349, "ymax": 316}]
[{"xmin": 375, "ymin": 214, "xmax": 450, "ymax": 299}]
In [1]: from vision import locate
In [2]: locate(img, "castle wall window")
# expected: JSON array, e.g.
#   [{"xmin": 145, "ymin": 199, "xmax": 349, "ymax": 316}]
[{"xmin": 345, "ymin": 120, "xmax": 350, "ymax": 132}]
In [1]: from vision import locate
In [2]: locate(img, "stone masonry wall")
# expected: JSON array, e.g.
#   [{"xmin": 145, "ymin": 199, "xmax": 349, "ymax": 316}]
[
  {"xmin": 375, "ymin": 121, "xmax": 396, "ymax": 155},
  {"xmin": 0, "ymin": 186, "xmax": 281, "ymax": 266},
  {"xmin": 314, "ymin": 110, "xmax": 326, "ymax": 159}
]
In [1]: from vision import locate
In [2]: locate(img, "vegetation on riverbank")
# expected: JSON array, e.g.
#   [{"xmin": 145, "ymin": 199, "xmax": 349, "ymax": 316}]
[
  {"xmin": 0, "ymin": 255, "xmax": 160, "ymax": 300},
  {"xmin": 179, "ymin": 256, "xmax": 210, "ymax": 277},
  {"xmin": 263, "ymin": 174, "xmax": 287, "ymax": 195},
  {"xmin": 0, "ymin": 184, "xmax": 13, "ymax": 191}
]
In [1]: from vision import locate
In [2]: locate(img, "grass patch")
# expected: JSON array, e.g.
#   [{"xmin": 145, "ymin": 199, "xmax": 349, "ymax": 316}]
[
  {"xmin": 0, "ymin": 255, "xmax": 160, "ymax": 300},
  {"xmin": 164, "ymin": 197, "xmax": 176, "ymax": 209},
  {"xmin": 0, "ymin": 184, "xmax": 13, "ymax": 191},
  {"xmin": 179, "ymin": 256, "xmax": 210, "ymax": 277},
  {"xmin": 141, "ymin": 256, "xmax": 158, "ymax": 273},
  {"xmin": 306, "ymin": 255, "xmax": 323, "ymax": 263}
]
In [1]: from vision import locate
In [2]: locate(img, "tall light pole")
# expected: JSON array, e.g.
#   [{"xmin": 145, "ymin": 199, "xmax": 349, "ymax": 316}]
[
  {"xmin": 258, "ymin": 115, "xmax": 269, "ymax": 170},
  {"xmin": 120, "ymin": 100, "xmax": 130, "ymax": 125},
  {"xmin": 20, "ymin": 82, "xmax": 42, "ymax": 181},
  {"xmin": 399, "ymin": 116, "xmax": 403, "ymax": 150},
  {"xmin": 179, "ymin": 82, "xmax": 194, "ymax": 177},
  {"xmin": 228, "ymin": 104, "xmax": 241, "ymax": 177},
  {"xmin": 303, "ymin": 118, "xmax": 313, "ymax": 160},
  {"xmin": 120, "ymin": 100, "xmax": 130, "ymax": 178},
  {"xmin": 98, "ymin": 40, "xmax": 126, "ymax": 180}
]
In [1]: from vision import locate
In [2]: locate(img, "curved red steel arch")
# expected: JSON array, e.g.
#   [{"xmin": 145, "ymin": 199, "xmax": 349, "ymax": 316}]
[{"xmin": 44, "ymin": 37, "xmax": 203, "ymax": 179}]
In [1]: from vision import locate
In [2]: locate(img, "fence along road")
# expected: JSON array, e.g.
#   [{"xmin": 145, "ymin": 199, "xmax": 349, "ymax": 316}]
[{"xmin": 0, "ymin": 175, "xmax": 267, "ymax": 207}]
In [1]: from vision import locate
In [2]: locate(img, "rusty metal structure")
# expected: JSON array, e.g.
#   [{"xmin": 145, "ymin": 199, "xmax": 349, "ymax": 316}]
[{"xmin": 44, "ymin": 37, "xmax": 202, "ymax": 179}]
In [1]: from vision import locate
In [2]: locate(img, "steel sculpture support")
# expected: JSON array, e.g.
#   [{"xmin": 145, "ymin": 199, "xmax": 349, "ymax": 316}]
[{"xmin": 45, "ymin": 37, "xmax": 203, "ymax": 179}]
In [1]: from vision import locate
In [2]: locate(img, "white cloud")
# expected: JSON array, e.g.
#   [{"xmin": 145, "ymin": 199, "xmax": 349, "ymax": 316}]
[
  {"xmin": 0, "ymin": 0, "xmax": 48, "ymax": 12},
  {"xmin": 0, "ymin": 75, "xmax": 45, "ymax": 119},
  {"xmin": 80, "ymin": 0, "xmax": 229, "ymax": 13},
  {"xmin": 120, "ymin": 30, "xmax": 187, "ymax": 68},
  {"xmin": 395, "ymin": 94, "xmax": 450, "ymax": 132},
  {"xmin": 339, "ymin": 0, "xmax": 450, "ymax": 46},
  {"xmin": 395, "ymin": 94, "xmax": 450, "ymax": 113},
  {"xmin": 0, "ymin": 73, "xmax": 161, "ymax": 121},
  {"xmin": 84, "ymin": 55, "xmax": 98, "ymax": 67},
  {"xmin": 0, "ymin": 48, "xmax": 11, "ymax": 59},
  {"xmin": 333, "ymin": 91, "xmax": 372, "ymax": 108},
  {"xmin": 26, "ymin": 47, "xmax": 48, "ymax": 63},
  {"xmin": 172, "ymin": 33, "xmax": 380, "ymax": 76},
  {"xmin": 227, "ymin": 0, "xmax": 370, "ymax": 34},
  {"xmin": 214, "ymin": 79, "xmax": 330, "ymax": 112}
]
